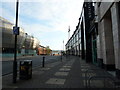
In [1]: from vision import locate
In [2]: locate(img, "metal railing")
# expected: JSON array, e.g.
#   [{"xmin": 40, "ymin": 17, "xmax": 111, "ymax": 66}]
[
  {"xmin": 88, "ymin": 76, "xmax": 115, "ymax": 88},
  {"xmin": 85, "ymin": 69, "xmax": 116, "ymax": 88}
]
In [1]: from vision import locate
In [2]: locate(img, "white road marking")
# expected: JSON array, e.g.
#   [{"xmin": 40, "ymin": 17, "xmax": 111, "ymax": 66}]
[{"xmin": 46, "ymin": 78, "xmax": 66, "ymax": 85}]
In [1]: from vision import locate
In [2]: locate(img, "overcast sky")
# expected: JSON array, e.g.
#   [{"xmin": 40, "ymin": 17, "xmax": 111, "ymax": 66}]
[{"xmin": 1, "ymin": 0, "xmax": 84, "ymax": 50}]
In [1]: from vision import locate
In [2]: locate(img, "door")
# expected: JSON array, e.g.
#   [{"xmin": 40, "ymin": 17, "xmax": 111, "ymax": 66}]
[{"xmin": 92, "ymin": 39, "xmax": 97, "ymax": 65}]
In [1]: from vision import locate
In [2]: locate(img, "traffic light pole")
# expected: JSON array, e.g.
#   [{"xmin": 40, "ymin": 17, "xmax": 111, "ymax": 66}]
[{"xmin": 13, "ymin": 0, "xmax": 19, "ymax": 83}]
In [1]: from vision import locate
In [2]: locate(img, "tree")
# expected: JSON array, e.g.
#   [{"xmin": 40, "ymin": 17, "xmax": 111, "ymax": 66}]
[{"xmin": 46, "ymin": 46, "xmax": 52, "ymax": 55}]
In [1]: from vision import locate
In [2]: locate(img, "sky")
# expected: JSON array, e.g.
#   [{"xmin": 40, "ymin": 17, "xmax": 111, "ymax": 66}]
[{"xmin": 1, "ymin": 0, "xmax": 84, "ymax": 50}]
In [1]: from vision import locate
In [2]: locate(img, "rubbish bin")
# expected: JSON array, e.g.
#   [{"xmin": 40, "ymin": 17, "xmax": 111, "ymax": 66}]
[{"xmin": 19, "ymin": 60, "xmax": 32, "ymax": 80}]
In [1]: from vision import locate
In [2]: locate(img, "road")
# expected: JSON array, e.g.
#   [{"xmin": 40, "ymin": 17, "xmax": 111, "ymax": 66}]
[{"xmin": 2, "ymin": 55, "xmax": 62, "ymax": 76}]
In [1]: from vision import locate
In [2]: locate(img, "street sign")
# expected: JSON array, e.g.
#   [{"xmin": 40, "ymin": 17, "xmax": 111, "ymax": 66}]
[{"xmin": 13, "ymin": 26, "xmax": 19, "ymax": 35}]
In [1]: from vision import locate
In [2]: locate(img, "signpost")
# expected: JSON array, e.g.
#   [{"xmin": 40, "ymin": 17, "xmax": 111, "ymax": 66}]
[
  {"xmin": 13, "ymin": 27, "xmax": 19, "ymax": 35},
  {"xmin": 13, "ymin": 0, "xmax": 19, "ymax": 83}
]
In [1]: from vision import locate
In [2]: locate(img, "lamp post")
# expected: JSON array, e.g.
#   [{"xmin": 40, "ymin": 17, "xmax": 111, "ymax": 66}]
[
  {"xmin": 61, "ymin": 50, "xmax": 62, "ymax": 62},
  {"xmin": 68, "ymin": 26, "xmax": 70, "ymax": 40},
  {"xmin": 13, "ymin": 0, "xmax": 19, "ymax": 83},
  {"xmin": 63, "ymin": 40, "xmax": 64, "ymax": 51}
]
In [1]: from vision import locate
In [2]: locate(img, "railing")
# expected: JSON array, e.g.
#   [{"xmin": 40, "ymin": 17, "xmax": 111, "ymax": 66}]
[
  {"xmin": 85, "ymin": 69, "xmax": 117, "ymax": 88},
  {"xmin": 88, "ymin": 76, "xmax": 115, "ymax": 88}
]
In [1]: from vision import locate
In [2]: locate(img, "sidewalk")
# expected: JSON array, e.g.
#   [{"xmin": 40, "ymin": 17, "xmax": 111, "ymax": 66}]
[
  {"xmin": 2, "ymin": 56, "xmax": 120, "ymax": 89},
  {"xmin": 2, "ymin": 55, "xmax": 36, "ymax": 61}
]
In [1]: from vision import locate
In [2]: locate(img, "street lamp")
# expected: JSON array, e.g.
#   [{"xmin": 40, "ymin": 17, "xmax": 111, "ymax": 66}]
[
  {"xmin": 68, "ymin": 26, "xmax": 70, "ymax": 40},
  {"xmin": 63, "ymin": 40, "xmax": 64, "ymax": 51}
]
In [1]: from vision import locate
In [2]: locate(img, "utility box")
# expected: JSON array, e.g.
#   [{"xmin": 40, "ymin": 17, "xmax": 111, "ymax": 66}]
[{"xmin": 19, "ymin": 60, "xmax": 32, "ymax": 80}]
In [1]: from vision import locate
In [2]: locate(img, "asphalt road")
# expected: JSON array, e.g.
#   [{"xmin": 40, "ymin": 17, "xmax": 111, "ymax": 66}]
[{"xmin": 2, "ymin": 55, "xmax": 62, "ymax": 76}]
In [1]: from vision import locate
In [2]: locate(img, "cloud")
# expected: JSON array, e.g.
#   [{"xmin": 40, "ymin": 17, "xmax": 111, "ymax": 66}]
[
  {"xmin": 1, "ymin": 0, "xmax": 84, "ymax": 50},
  {"xmin": 20, "ymin": 0, "xmax": 83, "ymax": 33},
  {"xmin": 19, "ymin": 0, "xmax": 83, "ymax": 31},
  {"xmin": 1, "ymin": 2, "xmax": 15, "ymax": 23}
]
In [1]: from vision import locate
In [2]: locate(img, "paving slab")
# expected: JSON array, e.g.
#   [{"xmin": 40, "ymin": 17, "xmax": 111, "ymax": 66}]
[{"xmin": 2, "ymin": 56, "xmax": 120, "ymax": 89}]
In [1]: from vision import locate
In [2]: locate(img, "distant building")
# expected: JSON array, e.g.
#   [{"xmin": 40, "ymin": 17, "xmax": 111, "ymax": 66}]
[
  {"xmin": 37, "ymin": 45, "xmax": 52, "ymax": 55},
  {"xmin": 52, "ymin": 50, "xmax": 62, "ymax": 56},
  {"xmin": 0, "ymin": 16, "xmax": 40, "ymax": 56}
]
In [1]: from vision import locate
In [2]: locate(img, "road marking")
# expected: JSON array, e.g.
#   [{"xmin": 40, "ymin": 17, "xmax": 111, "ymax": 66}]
[
  {"xmin": 55, "ymin": 72, "xmax": 69, "ymax": 76},
  {"xmin": 82, "ymin": 73, "xmax": 96, "ymax": 77},
  {"xmin": 81, "ymin": 69, "xmax": 87, "ymax": 72},
  {"xmin": 59, "ymin": 68, "xmax": 71, "ymax": 71},
  {"xmin": 46, "ymin": 78, "xmax": 66, "ymax": 85},
  {"xmin": 46, "ymin": 62, "xmax": 60, "ymax": 67},
  {"xmin": 62, "ymin": 66, "xmax": 71, "ymax": 68},
  {"xmin": 40, "ymin": 68, "xmax": 50, "ymax": 71},
  {"xmin": 81, "ymin": 66, "xmax": 90, "ymax": 68}
]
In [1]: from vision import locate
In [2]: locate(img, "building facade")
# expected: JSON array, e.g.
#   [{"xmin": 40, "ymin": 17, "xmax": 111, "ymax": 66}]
[
  {"xmin": 95, "ymin": 1, "xmax": 120, "ymax": 79},
  {"xmin": 0, "ymin": 16, "xmax": 40, "ymax": 56},
  {"xmin": 65, "ymin": 1, "xmax": 120, "ymax": 79},
  {"xmin": 52, "ymin": 50, "xmax": 62, "ymax": 56},
  {"xmin": 37, "ymin": 45, "xmax": 52, "ymax": 55},
  {"xmin": 66, "ymin": 2, "xmax": 96, "ymax": 63}
]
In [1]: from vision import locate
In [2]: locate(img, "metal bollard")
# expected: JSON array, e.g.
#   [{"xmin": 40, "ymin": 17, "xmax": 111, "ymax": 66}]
[
  {"xmin": 61, "ymin": 55, "xmax": 62, "ymax": 62},
  {"xmin": 42, "ymin": 57, "xmax": 45, "ymax": 67}
]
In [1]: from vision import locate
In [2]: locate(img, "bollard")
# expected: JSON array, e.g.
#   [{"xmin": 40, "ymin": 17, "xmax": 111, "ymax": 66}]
[
  {"xmin": 66, "ymin": 54, "xmax": 67, "ymax": 61},
  {"xmin": 42, "ymin": 57, "xmax": 45, "ymax": 67},
  {"xmin": 61, "ymin": 55, "xmax": 62, "ymax": 62}
]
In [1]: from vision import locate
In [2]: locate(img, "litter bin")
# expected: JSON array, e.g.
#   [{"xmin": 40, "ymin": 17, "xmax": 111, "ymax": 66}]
[{"xmin": 19, "ymin": 60, "xmax": 32, "ymax": 80}]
